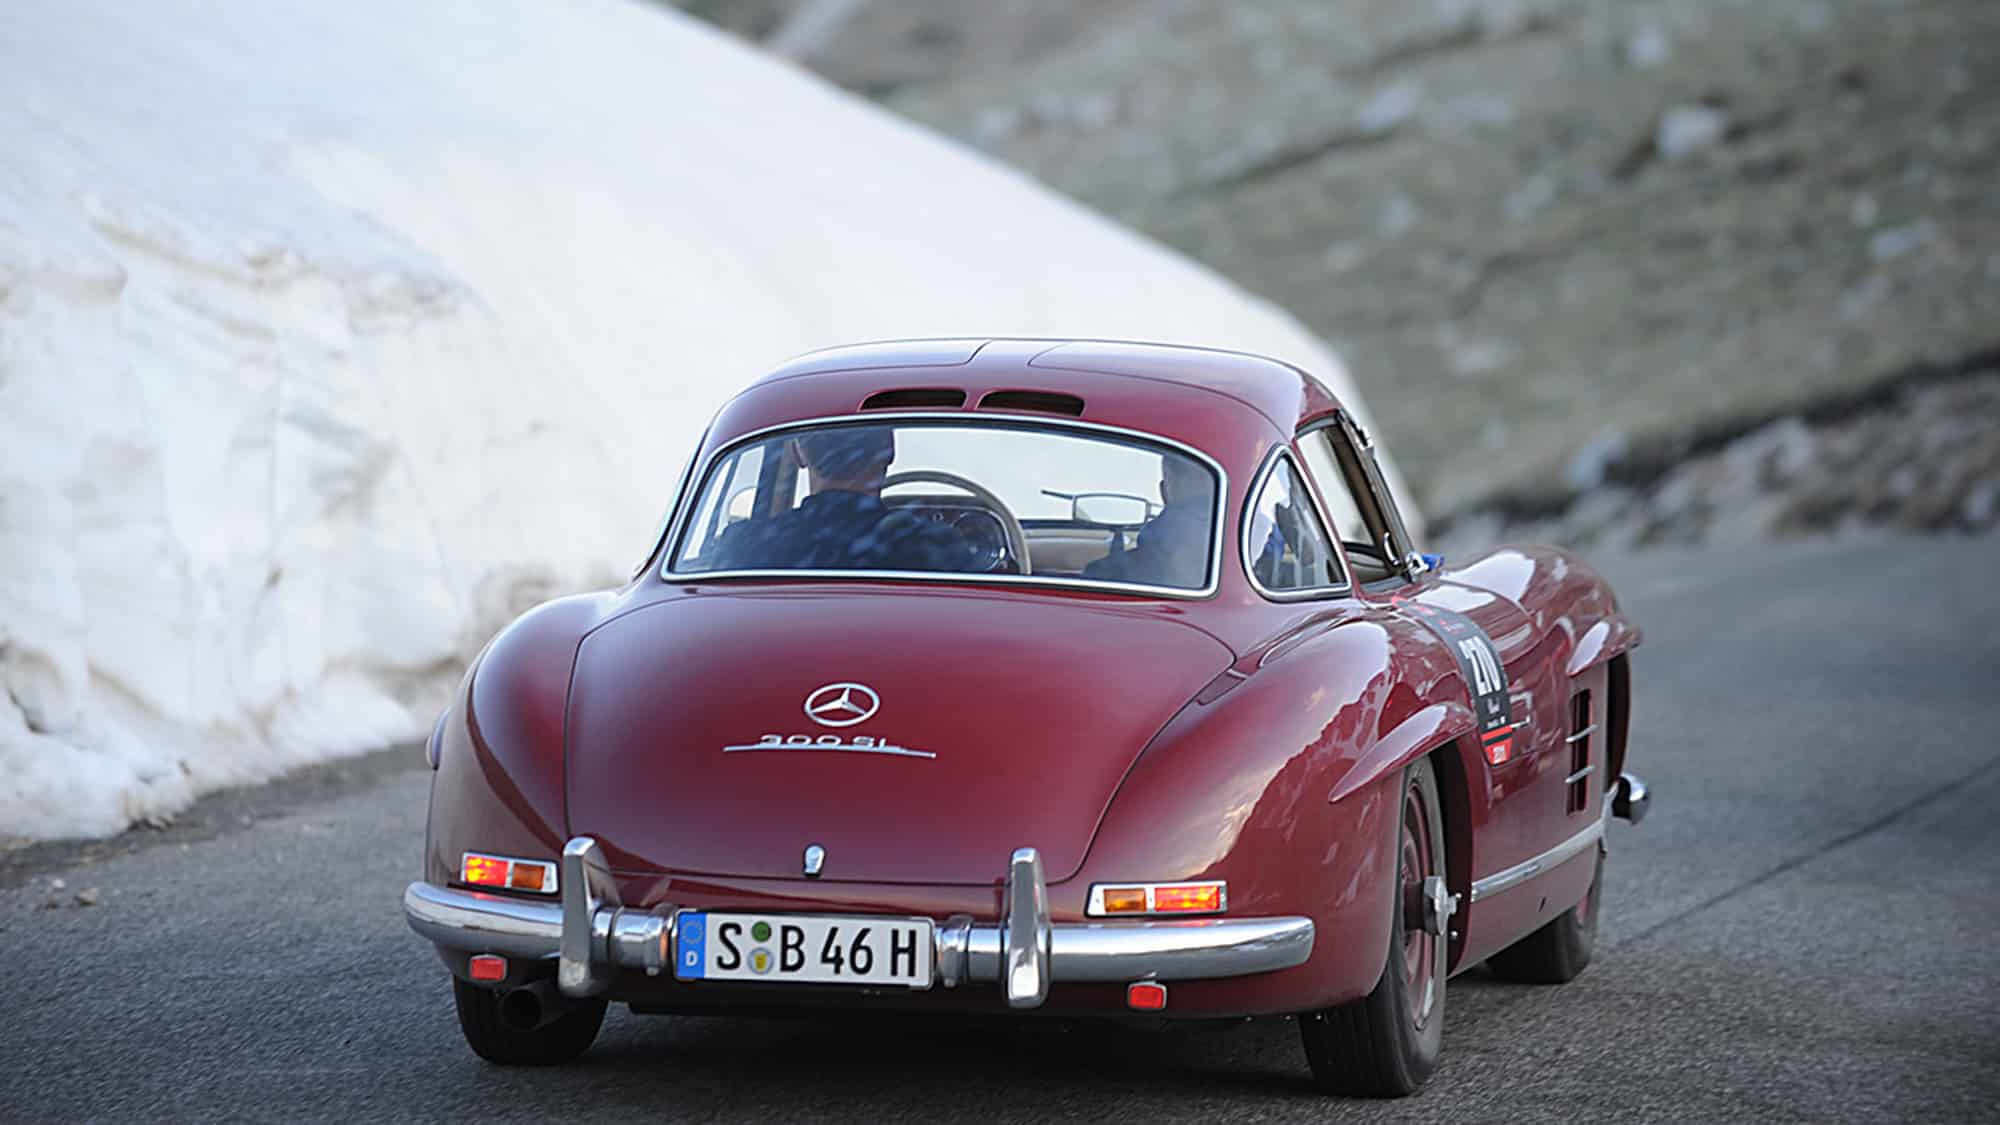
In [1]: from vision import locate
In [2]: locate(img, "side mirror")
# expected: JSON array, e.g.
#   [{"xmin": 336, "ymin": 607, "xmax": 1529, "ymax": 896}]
[{"xmin": 1073, "ymin": 493, "xmax": 1153, "ymax": 527}]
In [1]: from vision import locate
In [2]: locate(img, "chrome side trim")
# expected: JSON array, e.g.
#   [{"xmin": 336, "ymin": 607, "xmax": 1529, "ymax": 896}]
[
  {"xmin": 658, "ymin": 411, "xmax": 1230, "ymax": 600},
  {"xmin": 1468, "ymin": 816, "xmax": 1605, "ymax": 903},
  {"xmin": 1002, "ymin": 847, "xmax": 1052, "ymax": 1009},
  {"xmin": 1565, "ymin": 723, "xmax": 1599, "ymax": 745}
]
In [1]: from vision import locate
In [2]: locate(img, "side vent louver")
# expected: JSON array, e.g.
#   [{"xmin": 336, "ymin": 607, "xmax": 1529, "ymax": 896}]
[
  {"xmin": 860, "ymin": 388, "xmax": 967, "ymax": 410},
  {"xmin": 1566, "ymin": 690, "xmax": 1595, "ymax": 815},
  {"xmin": 978, "ymin": 390, "xmax": 1085, "ymax": 416}
]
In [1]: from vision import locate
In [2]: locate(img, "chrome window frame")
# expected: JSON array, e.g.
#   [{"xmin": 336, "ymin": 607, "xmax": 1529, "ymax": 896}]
[
  {"xmin": 656, "ymin": 411, "xmax": 1229, "ymax": 600},
  {"xmin": 631, "ymin": 437, "xmax": 707, "ymax": 580},
  {"xmin": 1295, "ymin": 414, "xmax": 1423, "ymax": 581},
  {"xmin": 1239, "ymin": 446, "xmax": 1353, "ymax": 603}
]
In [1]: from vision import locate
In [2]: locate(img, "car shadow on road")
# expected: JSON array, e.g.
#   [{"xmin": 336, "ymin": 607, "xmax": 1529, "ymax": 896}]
[
  {"xmin": 586, "ymin": 1008, "xmax": 1325, "ymax": 1103},
  {"xmin": 555, "ymin": 966, "xmax": 1554, "ymax": 1108}
]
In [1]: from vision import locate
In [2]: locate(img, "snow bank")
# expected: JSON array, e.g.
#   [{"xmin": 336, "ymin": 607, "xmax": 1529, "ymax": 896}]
[{"xmin": 0, "ymin": 0, "xmax": 1407, "ymax": 841}]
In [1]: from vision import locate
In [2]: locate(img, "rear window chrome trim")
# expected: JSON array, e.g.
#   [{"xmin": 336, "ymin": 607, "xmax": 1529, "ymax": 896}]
[{"xmin": 657, "ymin": 411, "xmax": 1228, "ymax": 600}]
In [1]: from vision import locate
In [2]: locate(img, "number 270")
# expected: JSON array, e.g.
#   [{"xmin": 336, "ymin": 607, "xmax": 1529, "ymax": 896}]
[{"xmin": 1458, "ymin": 638, "xmax": 1502, "ymax": 696}]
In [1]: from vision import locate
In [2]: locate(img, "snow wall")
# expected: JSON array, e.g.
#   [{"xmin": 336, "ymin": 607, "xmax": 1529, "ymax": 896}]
[{"xmin": 0, "ymin": 0, "xmax": 1414, "ymax": 841}]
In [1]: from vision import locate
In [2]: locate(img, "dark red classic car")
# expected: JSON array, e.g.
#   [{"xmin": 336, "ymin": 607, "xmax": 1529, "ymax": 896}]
[{"xmin": 404, "ymin": 338, "xmax": 1648, "ymax": 1096}]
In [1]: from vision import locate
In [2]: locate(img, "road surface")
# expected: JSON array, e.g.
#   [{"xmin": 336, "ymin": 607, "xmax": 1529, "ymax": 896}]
[{"xmin": 4, "ymin": 531, "xmax": 1996, "ymax": 1123}]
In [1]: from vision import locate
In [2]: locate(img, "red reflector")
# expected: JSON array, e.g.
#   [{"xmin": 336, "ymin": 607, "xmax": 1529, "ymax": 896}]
[
  {"xmin": 468, "ymin": 954, "xmax": 507, "ymax": 982},
  {"xmin": 1127, "ymin": 981, "xmax": 1168, "ymax": 1011},
  {"xmin": 463, "ymin": 854, "xmax": 509, "ymax": 887},
  {"xmin": 1151, "ymin": 884, "xmax": 1223, "ymax": 913}
]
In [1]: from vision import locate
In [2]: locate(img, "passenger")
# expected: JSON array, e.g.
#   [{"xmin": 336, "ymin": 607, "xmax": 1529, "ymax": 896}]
[
  {"xmin": 706, "ymin": 427, "xmax": 979, "ymax": 573},
  {"xmin": 1083, "ymin": 457, "xmax": 1213, "ymax": 587}
]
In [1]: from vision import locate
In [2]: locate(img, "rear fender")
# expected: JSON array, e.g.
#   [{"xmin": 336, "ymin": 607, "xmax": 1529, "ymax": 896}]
[
  {"xmin": 424, "ymin": 593, "xmax": 614, "ymax": 886},
  {"xmin": 1324, "ymin": 703, "xmax": 1485, "ymax": 975},
  {"xmin": 1079, "ymin": 615, "xmax": 1451, "ymax": 1009}
]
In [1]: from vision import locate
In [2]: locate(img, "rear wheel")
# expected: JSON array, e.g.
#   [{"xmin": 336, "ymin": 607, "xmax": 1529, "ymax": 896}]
[
  {"xmin": 1299, "ymin": 757, "xmax": 1448, "ymax": 1097},
  {"xmin": 452, "ymin": 978, "xmax": 607, "ymax": 1065},
  {"xmin": 1486, "ymin": 846, "xmax": 1602, "ymax": 984}
]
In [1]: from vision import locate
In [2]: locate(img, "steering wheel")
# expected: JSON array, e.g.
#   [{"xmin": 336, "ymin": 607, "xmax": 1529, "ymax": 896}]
[{"xmin": 881, "ymin": 470, "xmax": 1032, "ymax": 575}]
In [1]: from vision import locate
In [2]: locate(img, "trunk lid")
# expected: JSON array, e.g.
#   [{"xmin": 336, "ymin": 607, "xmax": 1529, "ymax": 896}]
[{"xmin": 565, "ymin": 587, "xmax": 1232, "ymax": 885}]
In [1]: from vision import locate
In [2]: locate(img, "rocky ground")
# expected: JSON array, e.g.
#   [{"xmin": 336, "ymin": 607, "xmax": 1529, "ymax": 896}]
[
  {"xmin": 1432, "ymin": 363, "xmax": 2000, "ymax": 557},
  {"xmin": 671, "ymin": 0, "xmax": 1998, "ymax": 525}
]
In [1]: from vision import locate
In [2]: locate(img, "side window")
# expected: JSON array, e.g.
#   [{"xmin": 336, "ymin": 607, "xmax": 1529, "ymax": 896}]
[
  {"xmin": 1245, "ymin": 456, "xmax": 1345, "ymax": 594},
  {"xmin": 1296, "ymin": 419, "xmax": 1420, "ymax": 585},
  {"xmin": 1296, "ymin": 431, "xmax": 1371, "ymax": 548},
  {"xmin": 675, "ymin": 443, "xmax": 767, "ymax": 566}
]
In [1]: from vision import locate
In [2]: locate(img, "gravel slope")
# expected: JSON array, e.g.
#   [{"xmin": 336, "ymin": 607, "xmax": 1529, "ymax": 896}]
[{"xmin": 679, "ymin": 0, "xmax": 2000, "ymax": 516}]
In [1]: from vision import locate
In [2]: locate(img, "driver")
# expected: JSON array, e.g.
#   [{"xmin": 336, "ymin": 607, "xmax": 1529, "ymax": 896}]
[
  {"xmin": 1083, "ymin": 456, "xmax": 1213, "ymax": 587},
  {"xmin": 706, "ymin": 426, "xmax": 979, "ymax": 573}
]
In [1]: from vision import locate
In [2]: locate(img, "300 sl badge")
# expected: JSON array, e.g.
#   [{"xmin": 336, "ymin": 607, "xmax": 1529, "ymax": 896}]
[
  {"xmin": 722, "ymin": 733, "xmax": 935, "ymax": 759},
  {"xmin": 724, "ymin": 683, "xmax": 933, "ymax": 757}
]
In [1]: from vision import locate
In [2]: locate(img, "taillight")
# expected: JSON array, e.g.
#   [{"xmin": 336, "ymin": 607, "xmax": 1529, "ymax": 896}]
[
  {"xmin": 1086, "ymin": 881, "xmax": 1227, "ymax": 917},
  {"xmin": 461, "ymin": 852, "xmax": 558, "ymax": 894}
]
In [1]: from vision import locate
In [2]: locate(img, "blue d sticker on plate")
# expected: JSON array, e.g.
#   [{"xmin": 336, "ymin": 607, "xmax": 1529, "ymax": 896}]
[{"xmin": 676, "ymin": 911, "xmax": 706, "ymax": 979}]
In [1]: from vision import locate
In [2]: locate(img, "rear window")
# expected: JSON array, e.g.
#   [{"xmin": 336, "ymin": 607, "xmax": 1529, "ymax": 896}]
[{"xmin": 670, "ymin": 420, "xmax": 1220, "ymax": 592}]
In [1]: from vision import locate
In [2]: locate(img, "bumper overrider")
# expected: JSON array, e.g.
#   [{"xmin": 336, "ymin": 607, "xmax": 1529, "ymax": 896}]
[{"xmin": 404, "ymin": 839, "xmax": 1315, "ymax": 1008}]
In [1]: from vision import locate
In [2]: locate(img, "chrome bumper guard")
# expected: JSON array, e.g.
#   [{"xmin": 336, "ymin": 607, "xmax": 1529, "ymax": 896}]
[
  {"xmin": 404, "ymin": 837, "xmax": 1315, "ymax": 1007},
  {"xmin": 1612, "ymin": 771, "xmax": 1650, "ymax": 825}
]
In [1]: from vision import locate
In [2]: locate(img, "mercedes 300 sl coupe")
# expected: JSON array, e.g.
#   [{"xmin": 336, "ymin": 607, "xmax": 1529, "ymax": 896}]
[{"xmin": 403, "ymin": 338, "xmax": 1648, "ymax": 1096}]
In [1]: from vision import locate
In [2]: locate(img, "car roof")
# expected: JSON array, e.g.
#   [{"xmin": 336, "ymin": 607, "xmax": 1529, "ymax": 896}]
[{"xmin": 705, "ymin": 338, "xmax": 1344, "ymax": 469}]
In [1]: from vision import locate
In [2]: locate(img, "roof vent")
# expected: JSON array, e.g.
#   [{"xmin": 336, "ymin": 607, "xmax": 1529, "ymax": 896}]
[
  {"xmin": 859, "ymin": 387, "xmax": 967, "ymax": 410},
  {"xmin": 978, "ymin": 389, "xmax": 1085, "ymax": 416}
]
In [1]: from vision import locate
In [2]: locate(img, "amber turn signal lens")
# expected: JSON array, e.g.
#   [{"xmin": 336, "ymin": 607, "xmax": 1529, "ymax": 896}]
[
  {"xmin": 1099, "ymin": 887, "xmax": 1149, "ymax": 914},
  {"xmin": 509, "ymin": 863, "xmax": 548, "ymax": 892},
  {"xmin": 1151, "ymin": 883, "xmax": 1224, "ymax": 913},
  {"xmin": 463, "ymin": 853, "xmax": 510, "ymax": 888}
]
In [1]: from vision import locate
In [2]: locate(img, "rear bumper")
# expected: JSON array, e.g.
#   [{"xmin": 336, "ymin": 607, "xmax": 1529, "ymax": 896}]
[{"xmin": 404, "ymin": 838, "xmax": 1313, "ymax": 1008}]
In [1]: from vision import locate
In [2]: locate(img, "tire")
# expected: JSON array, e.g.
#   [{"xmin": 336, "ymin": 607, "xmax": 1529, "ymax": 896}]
[
  {"xmin": 1298, "ymin": 756, "xmax": 1448, "ymax": 1097},
  {"xmin": 1486, "ymin": 846, "xmax": 1602, "ymax": 984},
  {"xmin": 452, "ymin": 978, "xmax": 607, "ymax": 1065}
]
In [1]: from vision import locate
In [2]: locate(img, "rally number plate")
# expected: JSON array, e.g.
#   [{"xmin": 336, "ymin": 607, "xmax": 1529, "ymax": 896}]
[{"xmin": 673, "ymin": 912, "xmax": 934, "ymax": 988}]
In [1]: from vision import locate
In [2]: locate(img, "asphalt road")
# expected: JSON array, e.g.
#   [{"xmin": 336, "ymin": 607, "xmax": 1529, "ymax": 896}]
[{"xmin": 4, "ymin": 531, "xmax": 1997, "ymax": 1124}]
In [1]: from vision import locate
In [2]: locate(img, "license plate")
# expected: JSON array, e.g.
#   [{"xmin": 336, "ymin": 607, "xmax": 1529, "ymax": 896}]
[{"xmin": 673, "ymin": 911, "xmax": 934, "ymax": 988}]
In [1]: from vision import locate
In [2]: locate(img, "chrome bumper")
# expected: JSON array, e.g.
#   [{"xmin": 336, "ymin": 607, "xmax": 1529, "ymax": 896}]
[{"xmin": 404, "ymin": 838, "xmax": 1314, "ymax": 1007}]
